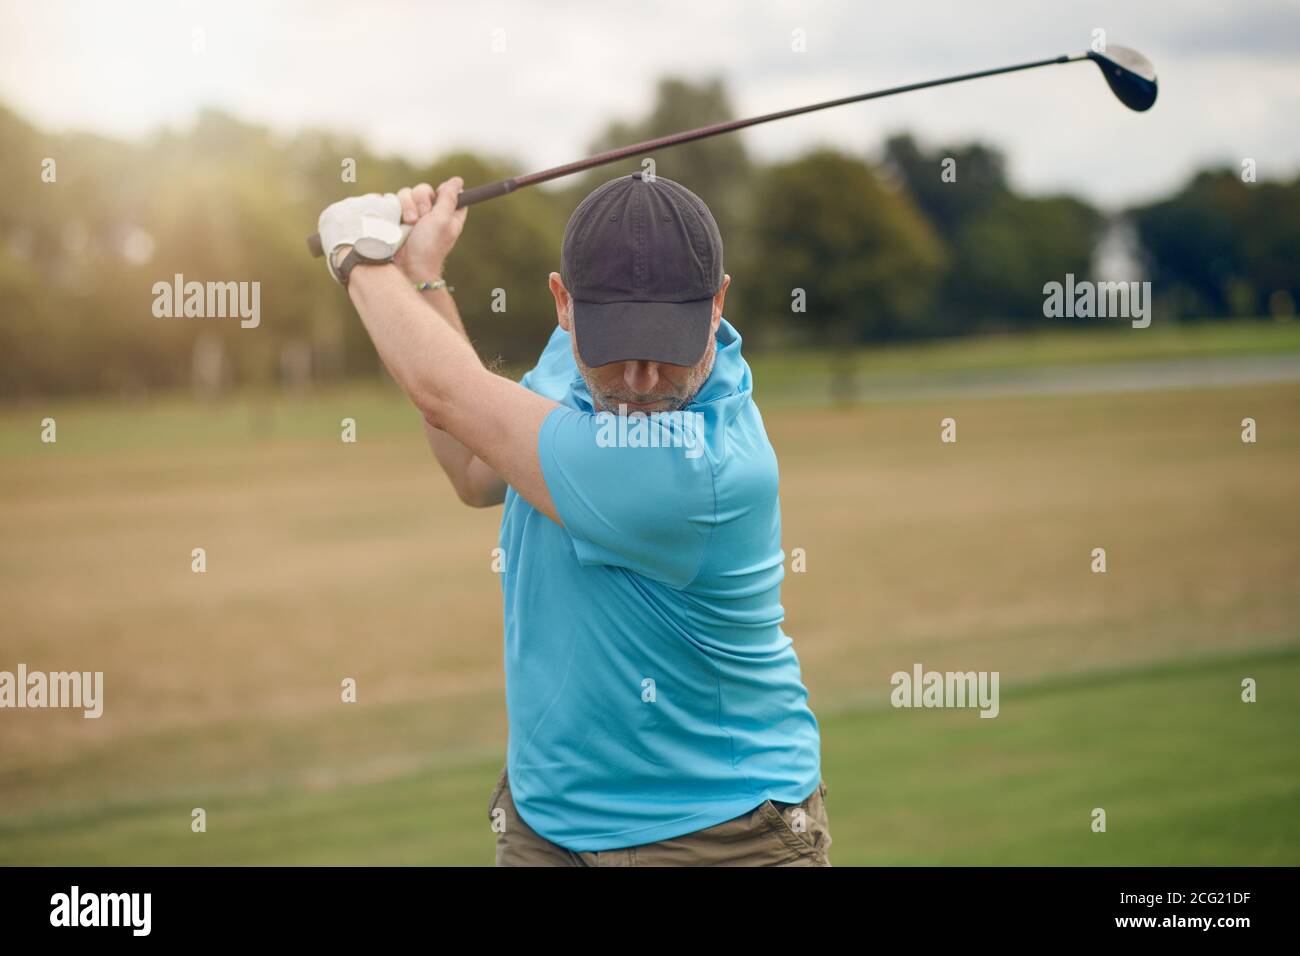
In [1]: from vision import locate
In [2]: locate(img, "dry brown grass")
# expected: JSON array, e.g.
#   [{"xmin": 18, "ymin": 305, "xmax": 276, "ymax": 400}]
[{"xmin": 1, "ymin": 381, "xmax": 1296, "ymax": 822}]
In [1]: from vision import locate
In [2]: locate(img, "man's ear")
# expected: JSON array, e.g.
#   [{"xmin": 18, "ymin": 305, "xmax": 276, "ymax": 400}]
[
  {"xmin": 712, "ymin": 274, "xmax": 731, "ymax": 330},
  {"xmin": 550, "ymin": 272, "xmax": 572, "ymax": 332}
]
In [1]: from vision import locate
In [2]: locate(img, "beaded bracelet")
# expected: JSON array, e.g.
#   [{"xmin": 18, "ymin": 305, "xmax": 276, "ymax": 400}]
[{"xmin": 415, "ymin": 278, "xmax": 447, "ymax": 293}]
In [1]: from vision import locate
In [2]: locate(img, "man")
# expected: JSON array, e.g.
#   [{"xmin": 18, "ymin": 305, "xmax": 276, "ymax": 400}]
[{"xmin": 318, "ymin": 171, "xmax": 829, "ymax": 866}]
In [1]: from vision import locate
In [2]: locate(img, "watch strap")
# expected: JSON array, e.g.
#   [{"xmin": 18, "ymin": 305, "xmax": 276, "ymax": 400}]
[{"xmin": 336, "ymin": 246, "xmax": 392, "ymax": 287}]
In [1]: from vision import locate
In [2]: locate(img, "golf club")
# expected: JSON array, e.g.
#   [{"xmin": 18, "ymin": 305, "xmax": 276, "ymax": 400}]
[{"xmin": 307, "ymin": 44, "xmax": 1157, "ymax": 257}]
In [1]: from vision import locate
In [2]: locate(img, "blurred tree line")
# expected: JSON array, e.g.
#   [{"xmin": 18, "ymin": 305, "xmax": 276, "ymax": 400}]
[{"xmin": 1, "ymin": 78, "xmax": 1296, "ymax": 400}]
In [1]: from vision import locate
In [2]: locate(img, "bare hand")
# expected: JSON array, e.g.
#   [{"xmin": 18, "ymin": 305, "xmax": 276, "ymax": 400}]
[{"xmin": 394, "ymin": 177, "xmax": 467, "ymax": 283}]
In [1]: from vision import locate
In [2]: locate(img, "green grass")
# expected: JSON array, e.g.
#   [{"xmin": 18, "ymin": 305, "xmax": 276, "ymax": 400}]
[
  {"xmin": 2, "ymin": 647, "xmax": 1293, "ymax": 865},
  {"xmin": 753, "ymin": 318, "xmax": 1300, "ymax": 377},
  {"xmin": 825, "ymin": 647, "xmax": 1300, "ymax": 865}
]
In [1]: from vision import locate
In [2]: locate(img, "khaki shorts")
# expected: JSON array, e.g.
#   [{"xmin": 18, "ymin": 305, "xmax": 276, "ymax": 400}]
[{"xmin": 487, "ymin": 765, "xmax": 832, "ymax": 866}]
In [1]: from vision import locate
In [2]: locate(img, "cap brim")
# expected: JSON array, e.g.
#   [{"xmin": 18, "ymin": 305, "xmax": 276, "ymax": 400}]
[{"xmin": 572, "ymin": 298, "xmax": 713, "ymax": 367}]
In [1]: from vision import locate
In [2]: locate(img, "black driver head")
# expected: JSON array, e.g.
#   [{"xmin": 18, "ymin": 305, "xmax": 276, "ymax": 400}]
[{"xmin": 1087, "ymin": 44, "xmax": 1158, "ymax": 112}]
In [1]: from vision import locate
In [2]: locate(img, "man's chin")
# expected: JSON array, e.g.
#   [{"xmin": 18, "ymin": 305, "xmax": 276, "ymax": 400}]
[
  {"xmin": 598, "ymin": 397, "xmax": 680, "ymax": 414},
  {"xmin": 624, "ymin": 399, "xmax": 671, "ymax": 413}
]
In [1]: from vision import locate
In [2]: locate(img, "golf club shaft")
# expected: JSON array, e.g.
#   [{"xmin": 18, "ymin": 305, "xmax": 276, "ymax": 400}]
[{"xmin": 308, "ymin": 51, "xmax": 1087, "ymax": 257}]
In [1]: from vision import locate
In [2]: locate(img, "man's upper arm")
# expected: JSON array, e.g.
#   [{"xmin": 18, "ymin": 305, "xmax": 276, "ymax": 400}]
[
  {"xmin": 534, "ymin": 406, "xmax": 715, "ymax": 588},
  {"xmin": 435, "ymin": 367, "xmax": 562, "ymax": 523}
]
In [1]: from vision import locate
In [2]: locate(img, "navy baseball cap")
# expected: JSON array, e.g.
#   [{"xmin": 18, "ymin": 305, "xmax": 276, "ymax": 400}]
[{"xmin": 561, "ymin": 172, "xmax": 724, "ymax": 367}]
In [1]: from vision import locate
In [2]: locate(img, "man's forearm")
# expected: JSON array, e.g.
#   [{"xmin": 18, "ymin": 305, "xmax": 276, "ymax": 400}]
[
  {"xmin": 344, "ymin": 261, "xmax": 482, "ymax": 426},
  {"xmin": 422, "ymin": 283, "xmax": 469, "ymax": 340},
  {"xmin": 414, "ymin": 283, "xmax": 508, "ymax": 506}
]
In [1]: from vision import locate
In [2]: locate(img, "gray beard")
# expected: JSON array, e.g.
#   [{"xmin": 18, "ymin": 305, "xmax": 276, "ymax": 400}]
[{"xmin": 581, "ymin": 333, "xmax": 717, "ymax": 415}]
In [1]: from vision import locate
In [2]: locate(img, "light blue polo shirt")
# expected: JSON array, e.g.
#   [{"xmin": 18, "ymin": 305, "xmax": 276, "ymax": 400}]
[{"xmin": 497, "ymin": 316, "xmax": 821, "ymax": 852}]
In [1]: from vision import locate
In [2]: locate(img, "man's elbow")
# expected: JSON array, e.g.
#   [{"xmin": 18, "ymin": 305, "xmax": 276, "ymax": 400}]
[
  {"xmin": 454, "ymin": 481, "xmax": 485, "ymax": 507},
  {"xmin": 456, "ymin": 483, "xmax": 504, "ymax": 509},
  {"xmin": 417, "ymin": 388, "xmax": 450, "ymax": 432}
]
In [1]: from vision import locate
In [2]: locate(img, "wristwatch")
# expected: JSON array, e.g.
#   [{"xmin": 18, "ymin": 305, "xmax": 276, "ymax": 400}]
[{"xmin": 331, "ymin": 236, "xmax": 399, "ymax": 287}]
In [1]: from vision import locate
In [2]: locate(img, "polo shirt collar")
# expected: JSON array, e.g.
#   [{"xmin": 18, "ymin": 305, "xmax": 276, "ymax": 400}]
[{"xmin": 568, "ymin": 316, "xmax": 747, "ymax": 413}]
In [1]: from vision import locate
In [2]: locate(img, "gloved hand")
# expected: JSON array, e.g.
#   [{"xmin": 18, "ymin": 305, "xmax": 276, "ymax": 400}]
[{"xmin": 317, "ymin": 193, "xmax": 413, "ymax": 283}]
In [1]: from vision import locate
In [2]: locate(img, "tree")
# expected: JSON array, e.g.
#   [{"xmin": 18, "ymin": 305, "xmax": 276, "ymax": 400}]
[
  {"xmin": 946, "ymin": 194, "xmax": 1103, "ymax": 331},
  {"xmin": 745, "ymin": 149, "xmax": 944, "ymax": 399},
  {"xmin": 882, "ymin": 133, "xmax": 1008, "ymax": 235},
  {"xmin": 883, "ymin": 134, "xmax": 1103, "ymax": 333},
  {"xmin": 1130, "ymin": 169, "xmax": 1300, "ymax": 319}
]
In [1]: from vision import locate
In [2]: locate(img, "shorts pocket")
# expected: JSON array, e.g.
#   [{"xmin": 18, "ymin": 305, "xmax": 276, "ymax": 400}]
[
  {"xmin": 761, "ymin": 781, "xmax": 830, "ymax": 861},
  {"xmin": 758, "ymin": 797, "xmax": 819, "ymax": 856}
]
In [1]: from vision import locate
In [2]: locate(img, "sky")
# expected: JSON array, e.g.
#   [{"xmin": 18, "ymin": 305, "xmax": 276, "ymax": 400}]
[{"xmin": 2, "ymin": 0, "xmax": 1298, "ymax": 209}]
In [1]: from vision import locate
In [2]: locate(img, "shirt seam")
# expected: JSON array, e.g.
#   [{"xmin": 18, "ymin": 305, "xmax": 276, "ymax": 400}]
[{"xmin": 681, "ymin": 439, "xmax": 718, "ymax": 591}]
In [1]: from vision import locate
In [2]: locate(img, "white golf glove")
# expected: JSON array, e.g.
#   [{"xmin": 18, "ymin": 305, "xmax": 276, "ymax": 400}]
[{"xmin": 317, "ymin": 193, "xmax": 413, "ymax": 283}]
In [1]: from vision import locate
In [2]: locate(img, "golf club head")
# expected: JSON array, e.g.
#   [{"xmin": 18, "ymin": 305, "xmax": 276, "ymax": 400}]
[{"xmin": 1087, "ymin": 44, "xmax": 1158, "ymax": 112}]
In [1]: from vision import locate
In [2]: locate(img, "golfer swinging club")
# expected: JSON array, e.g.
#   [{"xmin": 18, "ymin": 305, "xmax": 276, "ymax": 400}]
[{"xmin": 317, "ymin": 171, "xmax": 828, "ymax": 866}]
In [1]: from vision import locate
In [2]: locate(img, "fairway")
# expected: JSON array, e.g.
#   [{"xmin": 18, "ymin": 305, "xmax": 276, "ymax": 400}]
[
  {"xmin": 2, "ymin": 649, "xmax": 1294, "ymax": 865},
  {"xmin": 1, "ymin": 353, "xmax": 1297, "ymax": 864}
]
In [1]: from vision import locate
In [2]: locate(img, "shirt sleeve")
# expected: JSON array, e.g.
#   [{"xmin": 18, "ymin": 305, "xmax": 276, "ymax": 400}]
[{"xmin": 537, "ymin": 405, "xmax": 715, "ymax": 589}]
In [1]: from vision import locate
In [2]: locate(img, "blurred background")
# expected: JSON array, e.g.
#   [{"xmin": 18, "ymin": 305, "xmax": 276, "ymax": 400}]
[{"xmin": 0, "ymin": 0, "xmax": 1297, "ymax": 864}]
